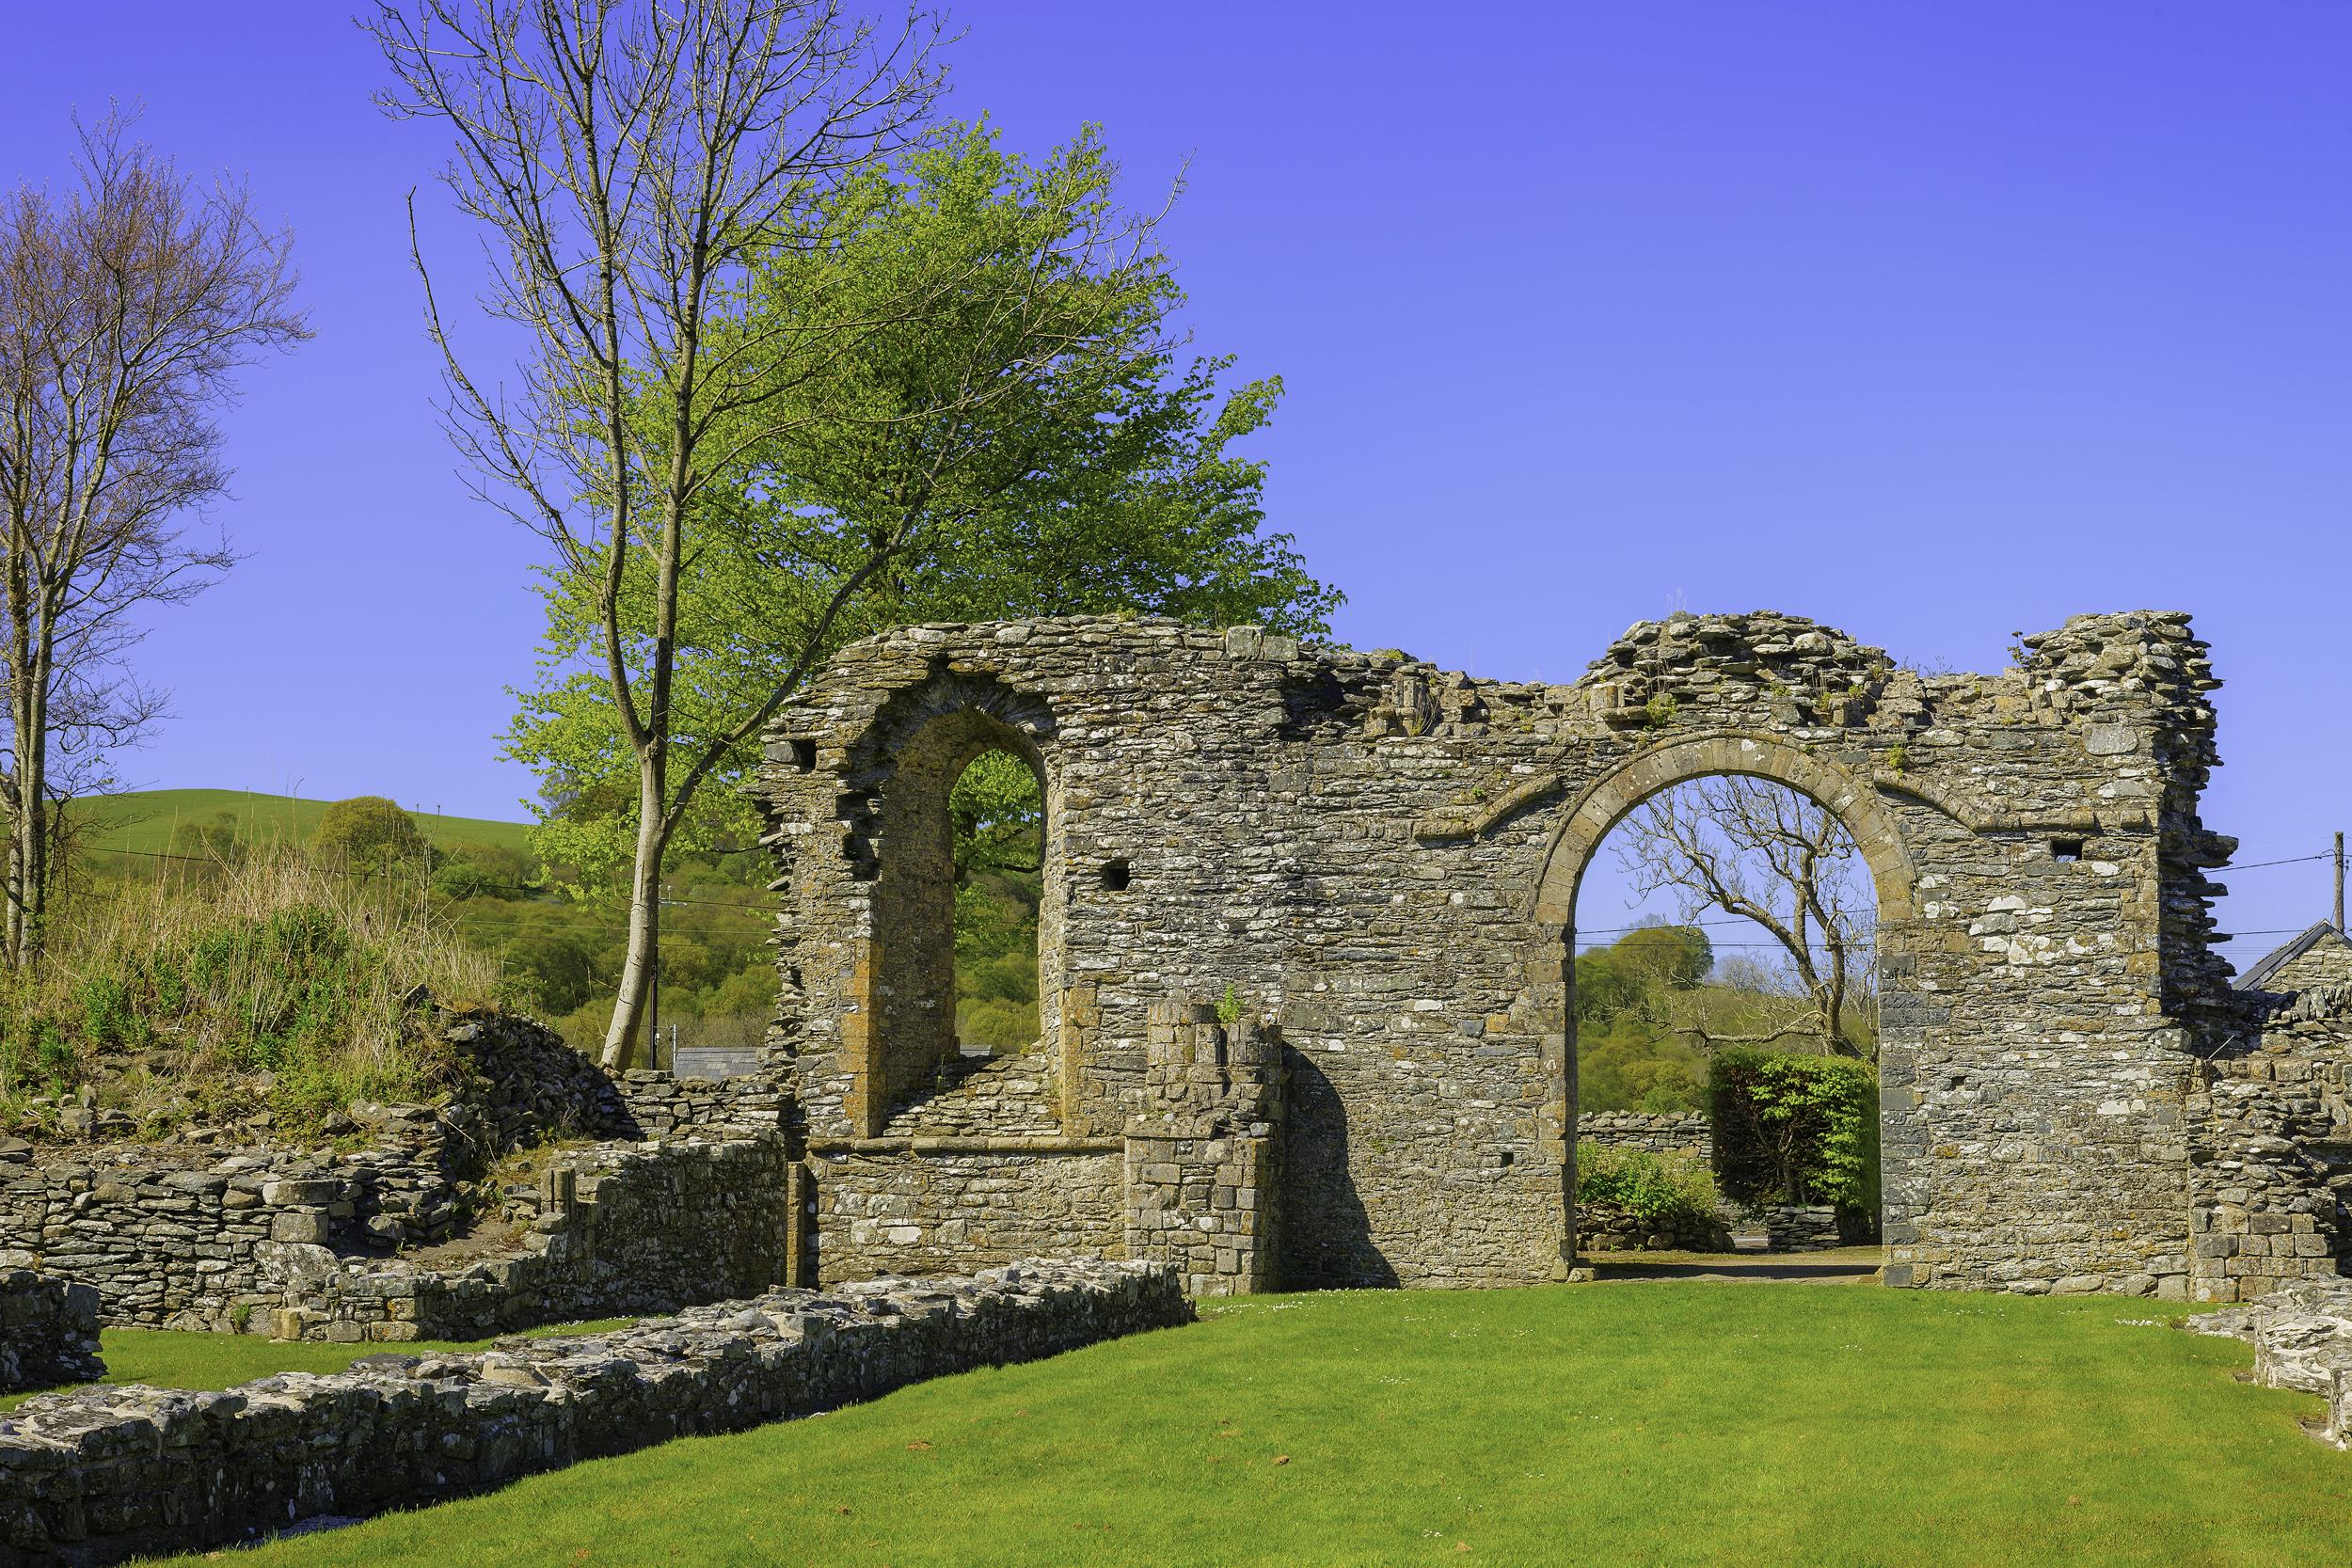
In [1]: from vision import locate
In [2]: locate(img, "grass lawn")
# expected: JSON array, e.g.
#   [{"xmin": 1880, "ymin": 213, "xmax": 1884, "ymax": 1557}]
[
  {"xmin": 103, "ymin": 1281, "xmax": 2352, "ymax": 1568},
  {"xmin": 0, "ymin": 1321, "xmax": 630, "ymax": 1415},
  {"xmin": 75, "ymin": 787, "xmax": 532, "ymax": 859}
]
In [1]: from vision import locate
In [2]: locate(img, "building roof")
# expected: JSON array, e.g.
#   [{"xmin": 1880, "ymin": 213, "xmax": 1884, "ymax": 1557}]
[{"xmin": 2236, "ymin": 921, "xmax": 2352, "ymax": 992}]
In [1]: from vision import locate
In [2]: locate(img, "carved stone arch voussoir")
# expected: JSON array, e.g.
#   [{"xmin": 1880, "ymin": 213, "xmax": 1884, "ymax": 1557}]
[{"xmin": 1530, "ymin": 731, "xmax": 1918, "ymax": 928}]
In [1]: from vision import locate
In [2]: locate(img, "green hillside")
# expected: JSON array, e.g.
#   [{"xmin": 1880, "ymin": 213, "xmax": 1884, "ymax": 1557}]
[{"xmin": 76, "ymin": 789, "xmax": 534, "ymax": 860}]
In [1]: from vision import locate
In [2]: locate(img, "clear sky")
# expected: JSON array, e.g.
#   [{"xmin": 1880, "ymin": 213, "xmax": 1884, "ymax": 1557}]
[{"xmin": 3, "ymin": 3, "xmax": 2345, "ymax": 972}]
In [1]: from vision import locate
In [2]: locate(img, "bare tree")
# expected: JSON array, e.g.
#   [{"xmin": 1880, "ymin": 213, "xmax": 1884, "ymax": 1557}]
[
  {"xmin": 366, "ymin": 0, "xmax": 962, "ymax": 1068},
  {"xmin": 1612, "ymin": 774, "xmax": 1877, "ymax": 1057},
  {"xmin": 0, "ymin": 115, "xmax": 308, "ymax": 965}
]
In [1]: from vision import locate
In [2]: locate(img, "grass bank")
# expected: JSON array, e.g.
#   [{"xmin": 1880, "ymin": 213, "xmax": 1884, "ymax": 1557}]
[
  {"xmin": 75, "ymin": 789, "xmax": 532, "ymax": 858},
  {"xmin": 139, "ymin": 1281, "xmax": 2352, "ymax": 1568},
  {"xmin": 0, "ymin": 848, "xmax": 505, "ymax": 1136}
]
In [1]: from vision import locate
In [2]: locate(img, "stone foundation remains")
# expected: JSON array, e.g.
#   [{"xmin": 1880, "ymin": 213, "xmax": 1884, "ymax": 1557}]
[
  {"xmin": 2187, "ymin": 979, "xmax": 2352, "ymax": 1302},
  {"xmin": 2187, "ymin": 1277, "xmax": 2352, "ymax": 1447},
  {"xmin": 0, "ymin": 1259, "xmax": 1186, "ymax": 1567},
  {"xmin": 0, "ymin": 1274, "xmax": 101, "ymax": 1396}
]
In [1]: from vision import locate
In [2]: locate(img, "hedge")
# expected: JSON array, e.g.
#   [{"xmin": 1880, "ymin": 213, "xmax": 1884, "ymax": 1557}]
[{"xmin": 1708, "ymin": 1048, "xmax": 1879, "ymax": 1221}]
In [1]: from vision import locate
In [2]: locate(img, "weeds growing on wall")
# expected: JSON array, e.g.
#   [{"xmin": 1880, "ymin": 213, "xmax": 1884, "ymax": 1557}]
[
  {"xmin": 1708, "ymin": 1048, "xmax": 1880, "ymax": 1223},
  {"xmin": 1574, "ymin": 1142, "xmax": 1720, "ymax": 1229},
  {"xmin": 0, "ymin": 847, "xmax": 506, "ymax": 1138}
]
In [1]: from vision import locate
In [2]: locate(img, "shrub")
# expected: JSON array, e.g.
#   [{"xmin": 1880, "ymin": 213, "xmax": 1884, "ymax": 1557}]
[
  {"xmin": 1708, "ymin": 1048, "xmax": 1879, "ymax": 1219},
  {"xmin": 1574, "ymin": 1142, "xmax": 1719, "ymax": 1229}
]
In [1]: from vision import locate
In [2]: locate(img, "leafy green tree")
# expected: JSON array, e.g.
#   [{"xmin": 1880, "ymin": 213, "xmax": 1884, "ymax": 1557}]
[
  {"xmin": 310, "ymin": 797, "xmax": 429, "ymax": 878},
  {"xmin": 507, "ymin": 119, "xmax": 1340, "ymax": 1065},
  {"xmin": 168, "ymin": 811, "xmax": 246, "ymax": 865},
  {"xmin": 1574, "ymin": 923, "xmax": 1716, "ymax": 1112}
]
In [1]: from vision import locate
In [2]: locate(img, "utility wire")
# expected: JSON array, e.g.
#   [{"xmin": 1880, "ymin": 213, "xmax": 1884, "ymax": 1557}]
[{"xmin": 2217, "ymin": 852, "xmax": 2331, "ymax": 871}]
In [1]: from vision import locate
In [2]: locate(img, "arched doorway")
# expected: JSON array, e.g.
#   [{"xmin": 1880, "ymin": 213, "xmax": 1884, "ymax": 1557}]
[{"xmin": 1530, "ymin": 733, "xmax": 1920, "ymax": 1271}]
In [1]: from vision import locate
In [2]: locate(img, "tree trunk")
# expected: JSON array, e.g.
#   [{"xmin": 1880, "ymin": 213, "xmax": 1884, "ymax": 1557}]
[
  {"xmin": 5, "ymin": 637, "xmax": 45, "ymax": 970},
  {"xmin": 599, "ymin": 749, "xmax": 669, "ymax": 1070}
]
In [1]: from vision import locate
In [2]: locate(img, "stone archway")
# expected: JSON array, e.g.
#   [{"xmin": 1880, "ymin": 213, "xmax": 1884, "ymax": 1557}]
[
  {"xmin": 1532, "ymin": 730, "xmax": 1917, "ymax": 926},
  {"xmin": 1527, "ymin": 730, "xmax": 1922, "ymax": 1270}
]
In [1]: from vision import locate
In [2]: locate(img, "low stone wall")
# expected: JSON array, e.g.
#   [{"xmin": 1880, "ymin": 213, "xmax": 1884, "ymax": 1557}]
[
  {"xmin": 0, "ymin": 1131, "xmax": 794, "ymax": 1343},
  {"xmin": 1762, "ymin": 1205, "xmax": 1851, "ymax": 1253},
  {"xmin": 615, "ymin": 1063, "xmax": 791, "ymax": 1139},
  {"xmin": 1578, "ymin": 1202, "xmax": 1730, "ymax": 1254},
  {"xmin": 265, "ymin": 1137, "xmax": 796, "ymax": 1343},
  {"xmin": 809, "ymin": 1146, "xmax": 1122, "ymax": 1283},
  {"xmin": 0, "ymin": 1273, "xmax": 102, "ymax": 1395},
  {"xmin": 2187, "ymin": 1277, "xmax": 2352, "ymax": 1448},
  {"xmin": 0, "ymin": 1259, "xmax": 1188, "ymax": 1566},
  {"xmin": 0, "ymin": 1142, "xmax": 451, "ymax": 1330},
  {"xmin": 1580, "ymin": 1112, "xmax": 1713, "ymax": 1166}
]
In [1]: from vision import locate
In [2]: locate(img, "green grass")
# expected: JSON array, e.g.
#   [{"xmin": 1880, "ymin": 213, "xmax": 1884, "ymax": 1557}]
[
  {"xmin": 117, "ymin": 1282, "xmax": 2352, "ymax": 1568},
  {"xmin": 0, "ymin": 1321, "xmax": 633, "ymax": 1414},
  {"xmin": 77, "ymin": 789, "xmax": 532, "ymax": 860}
]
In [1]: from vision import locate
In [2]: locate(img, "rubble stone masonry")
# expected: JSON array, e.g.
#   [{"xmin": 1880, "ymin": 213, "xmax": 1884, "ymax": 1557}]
[{"xmin": 0, "ymin": 1259, "xmax": 1186, "ymax": 1567}]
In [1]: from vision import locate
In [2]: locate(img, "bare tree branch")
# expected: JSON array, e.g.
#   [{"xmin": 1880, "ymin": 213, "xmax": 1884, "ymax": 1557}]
[
  {"xmin": 0, "ymin": 108, "xmax": 309, "ymax": 964},
  {"xmin": 1612, "ymin": 774, "xmax": 1878, "ymax": 1058}
]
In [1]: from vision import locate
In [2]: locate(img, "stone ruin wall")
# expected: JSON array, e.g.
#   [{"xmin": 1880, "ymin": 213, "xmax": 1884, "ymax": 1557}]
[
  {"xmin": 0, "ymin": 1259, "xmax": 1187, "ymax": 1568},
  {"xmin": 6, "ymin": 606, "xmax": 2341, "ymax": 1326},
  {"xmin": 2188, "ymin": 979, "xmax": 2352, "ymax": 1302},
  {"xmin": 0, "ymin": 1272, "xmax": 101, "ymax": 1396},
  {"xmin": 0, "ymin": 1006, "xmax": 803, "ymax": 1340},
  {"xmin": 0, "ymin": 1127, "xmax": 796, "ymax": 1343},
  {"xmin": 756, "ymin": 609, "xmax": 2246, "ymax": 1298}
]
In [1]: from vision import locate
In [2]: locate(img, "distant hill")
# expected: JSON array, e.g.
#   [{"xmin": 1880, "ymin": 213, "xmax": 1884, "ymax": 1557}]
[{"xmin": 76, "ymin": 788, "xmax": 534, "ymax": 861}]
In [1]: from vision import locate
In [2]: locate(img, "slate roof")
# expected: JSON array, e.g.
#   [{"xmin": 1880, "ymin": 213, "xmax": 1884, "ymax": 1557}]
[{"xmin": 2236, "ymin": 921, "xmax": 2352, "ymax": 992}]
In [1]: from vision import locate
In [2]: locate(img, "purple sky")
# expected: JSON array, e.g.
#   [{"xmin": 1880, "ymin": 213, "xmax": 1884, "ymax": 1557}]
[{"xmin": 5, "ymin": 3, "xmax": 2347, "ymax": 972}]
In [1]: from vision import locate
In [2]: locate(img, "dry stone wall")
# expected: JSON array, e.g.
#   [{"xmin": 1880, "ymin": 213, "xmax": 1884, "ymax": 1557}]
[
  {"xmin": 757, "ymin": 610, "xmax": 2237, "ymax": 1295},
  {"xmin": 0, "ymin": 1274, "xmax": 101, "ymax": 1395},
  {"xmin": 262, "ymin": 1136, "xmax": 794, "ymax": 1343},
  {"xmin": 1578, "ymin": 1203, "xmax": 1730, "ymax": 1253},
  {"xmin": 0, "ymin": 1259, "xmax": 1187, "ymax": 1568},
  {"xmin": 613, "ymin": 1064, "xmax": 790, "ymax": 1139},
  {"xmin": 0, "ymin": 1132, "xmax": 792, "ymax": 1341},
  {"xmin": 1580, "ymin": 1112, "xmax": 1712, "ymax": 1165},
  {"xmin": 0, "ymin": 1142, "xmax": 443, "ymax": 1331}
]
